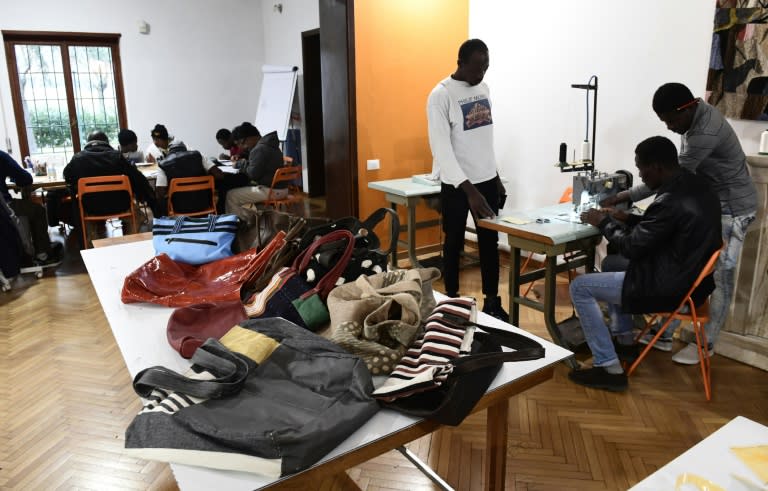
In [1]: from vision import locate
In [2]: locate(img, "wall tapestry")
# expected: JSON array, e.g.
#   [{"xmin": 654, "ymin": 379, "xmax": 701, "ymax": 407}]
[{"xmin": 707, "ymin": 1, "xmax": 768, "ymax": 120}]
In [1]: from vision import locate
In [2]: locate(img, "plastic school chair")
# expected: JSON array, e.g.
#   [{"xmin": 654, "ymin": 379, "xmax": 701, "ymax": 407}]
[
  {"xmin": 77, "ymin": 175, "xmax": 138, "ymax": 249},
  {"xmin": 627, "ymin": 245, "xmax": 724, "ymax": 401},
  {"xmin": 263, "ymin": 165, "xmax": 305, "ymax": 213},
  {"xmin": 167, "ymin": 175, "xmax": 217, "ymax": 217}
]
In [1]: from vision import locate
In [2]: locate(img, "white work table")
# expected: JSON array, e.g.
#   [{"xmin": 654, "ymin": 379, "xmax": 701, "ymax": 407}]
[
  {"xmin": 82, "ymin": 239, "xmax": 572, "ymax": 490},
  {"xmin": 368, "ymin": 177, "xmax": 441, "ymax": 268},
  {"xmin": 630, "ymin": 416, "xmax": 768, "ymax": 490},
  {"xmin": 480, "ymin": 203, "xmax": 601, "ymax": 365}
]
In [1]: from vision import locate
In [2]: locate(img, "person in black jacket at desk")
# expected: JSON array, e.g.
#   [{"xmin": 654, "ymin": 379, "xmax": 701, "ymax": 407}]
[
  {"xmin": 64, "ymin": 131, "xmax": 157, "ymax": 245},
  {"xmin": 568, "ymin": 136, "xmax": 721, "ymax": 392}
]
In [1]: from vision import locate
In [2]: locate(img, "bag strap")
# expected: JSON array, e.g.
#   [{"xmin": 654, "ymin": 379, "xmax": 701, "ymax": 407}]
[
  {"xmin": 172, "ymin": 215, "xmax": 187, "ymax": 234},
  {"xmin": 440, "ymin": 313, "xmax": 546, "ymax": 375},
  {"xmin": 132, "ymin": 339, "xmax": 250, "ymax": 399},
  {"xmin": 361, "ymin": 208, "xmax": 400, "ymax": 255},
  {"xmin": 293, "ymin": 229, "xmax": 355, "ymax": 298}
]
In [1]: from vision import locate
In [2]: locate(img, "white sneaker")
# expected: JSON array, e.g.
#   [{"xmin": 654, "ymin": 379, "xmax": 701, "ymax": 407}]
[{"xmin": 672, "ymin": 342, "xmax": 714, "ymax": 365}]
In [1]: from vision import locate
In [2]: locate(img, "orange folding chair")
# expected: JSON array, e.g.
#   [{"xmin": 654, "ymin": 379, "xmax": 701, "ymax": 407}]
[
  {"xmin": 627, "ymin": 245, "xmax": 724, "ymax": 400},
  {"xmin": 263, "ymin": 165, "xmax": 304, "ymax": 212},
  {"xmin": 167, "ymin": 175, "xmax": 216, "ymax": 217},
  {"xmin": 77, "ymin": 175, "xmax": 137, "ymax": 249}
]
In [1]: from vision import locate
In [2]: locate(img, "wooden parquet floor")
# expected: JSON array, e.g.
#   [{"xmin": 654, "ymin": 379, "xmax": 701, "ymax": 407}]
[{"xmin": 1, "ymin": 238, "xmax": 767, "ymax": 490}]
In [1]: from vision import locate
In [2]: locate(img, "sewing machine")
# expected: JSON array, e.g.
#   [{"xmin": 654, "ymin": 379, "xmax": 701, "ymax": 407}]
[{"xmin": 571, "ymin": 170, "xmax": 632, "ymax": 212}]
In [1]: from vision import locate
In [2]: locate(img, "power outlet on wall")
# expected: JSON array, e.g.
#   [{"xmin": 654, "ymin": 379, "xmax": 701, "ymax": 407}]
[{"xmin": 367, "ymin": 159, "xmax": 380, "ymax": 171}]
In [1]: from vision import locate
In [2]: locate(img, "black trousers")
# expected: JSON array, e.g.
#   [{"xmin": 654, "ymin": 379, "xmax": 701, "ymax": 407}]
[{"xmin": 441, "ymin": 178, "xmax": 500, "ymax": 298}]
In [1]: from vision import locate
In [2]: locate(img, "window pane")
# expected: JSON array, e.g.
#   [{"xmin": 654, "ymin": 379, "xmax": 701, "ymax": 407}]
[
  {"xmin": 69, "ymin": 45, "xmax": 120, "ymax": 148},
  {"xmin": 14, "ymin": 44, "xmax": 74, "ymax": 160}
]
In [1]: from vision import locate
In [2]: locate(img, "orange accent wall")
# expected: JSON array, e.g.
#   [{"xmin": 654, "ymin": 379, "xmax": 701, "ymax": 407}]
[{"xmin": 354, "ymin": 0, "xmax": 469, "ymax": 253}]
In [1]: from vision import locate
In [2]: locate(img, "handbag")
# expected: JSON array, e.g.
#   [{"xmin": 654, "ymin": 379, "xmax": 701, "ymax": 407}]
[
  {"xmin": 299, "ymin": 208, "xmax": 399, "ymax": 283},
  {"xmin": 243, "ymin": 229, "xmax": 355, "ymax": 331},
  {"xmin": 325, "ymin": 268, "xmax": 441, "ymax": 375},
  {"xmin": 125, "ymin": 318, "xmax": 380, "ymax": 477},
  {"xmin": 234, "ymin": 207, "xmax": 330, "ymax": 253},
  {"xmin": 152, "ymin": 214, "xmax": 238, "ymax": 265},
  {"xmin": 373, "ymin": 297, "xmax": 545, "ymax": 426},
  {"xmin": 121, "ymin": 231, "xmax": 286, "ymax": 307}
]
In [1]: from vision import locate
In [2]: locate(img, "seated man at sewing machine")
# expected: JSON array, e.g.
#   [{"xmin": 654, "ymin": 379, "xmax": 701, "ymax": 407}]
[{"xmin": 567, "ymin": 136, "xmax": 721, "ymax": 392}]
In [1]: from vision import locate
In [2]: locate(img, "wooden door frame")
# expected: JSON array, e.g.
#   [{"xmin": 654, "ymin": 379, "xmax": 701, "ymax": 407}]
[
  {"xmin": 319, "ymin": 0, "xmax": 358, "ymax": 218},
  {"xmin": 2, "ymin": 30, "xmax": 127, "ymax": 157}
]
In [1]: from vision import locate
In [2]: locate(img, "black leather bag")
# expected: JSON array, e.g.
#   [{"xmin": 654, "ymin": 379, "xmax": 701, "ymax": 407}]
[
  {"xmin": 299, "ymin": 208, "xmax": 400, "ymax": 284},
  {"xmin": 125, "ymin": 318, "xmax": 379, "ymax": 477},
  {"xmin": 373, "ymin": 298, "xmax": 545, "ymax": 426}
]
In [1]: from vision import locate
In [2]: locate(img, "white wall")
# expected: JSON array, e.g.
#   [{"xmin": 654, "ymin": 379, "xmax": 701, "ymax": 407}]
[
  {"xmin": 0, "ymin": 0, "xmax": 265, "ymax": 159},
  {"xmin": 260, "ymin": 0, "xmax": 320, "ymax": 190},
  {"xmin": 470, "ymin": 0, "xmax": 766, "ymax": 211}
]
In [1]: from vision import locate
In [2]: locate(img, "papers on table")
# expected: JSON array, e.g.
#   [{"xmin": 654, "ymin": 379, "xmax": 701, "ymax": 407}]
[
  {"xmin": 219, "ymin": 165, "xmax": 239, "ymax": 174},
  {"xmin": 411, "ymin": 174, "xmax": 440, "ymax": 186},
  {"xmin": 500, "ymin": 216, "xmax": 532, "ymax": 225}
]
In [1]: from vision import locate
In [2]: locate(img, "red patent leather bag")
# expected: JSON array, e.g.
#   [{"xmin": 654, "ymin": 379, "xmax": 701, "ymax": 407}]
[{"xmin": 121, "ymin": 231, "xmax": 286, "ymax": 308}]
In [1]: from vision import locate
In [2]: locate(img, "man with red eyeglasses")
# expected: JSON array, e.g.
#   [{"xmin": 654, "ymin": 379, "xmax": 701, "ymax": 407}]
[{"xmin": 603, "ymin": 82, "xmax": 756, "ymax": 365}]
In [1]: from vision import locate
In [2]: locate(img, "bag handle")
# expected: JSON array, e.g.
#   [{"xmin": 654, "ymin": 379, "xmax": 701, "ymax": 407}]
[
  {"xmin": 132, "ymin": 339, "xmax": 250, "ymax": 399},
  {"xmin": 439, "ymin": 313, "xmax": 546, "ymax": 375},
  {"xmin": 293, "ymin": 229, "xmax": 355, "ymax": 298},
  {"xmin": 361, "ymin": 208, "xmax": 400, "ymax": 256}
]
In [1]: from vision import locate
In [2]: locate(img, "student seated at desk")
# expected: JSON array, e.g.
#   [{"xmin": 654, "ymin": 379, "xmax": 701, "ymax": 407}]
[
  {"xmin": 118, "ymin": 129, "xmax": 145, "ymax": 165},
  {"xmin": 224, "ymin": 123, "xmax": 286, "ymax": 217},
  {"xmin": 568, "ymin": 136, "xmax": 721, "ymax": 392},
  {"xmin": 215, "ymin": 128, "xmax": 243, "ymax": 162},
  {"xmin": 154, "ymin": 141, "xmax": 211, "ymax": 216},
  {"xmin": 145, "ymin": 124, "xmax": 172, "ymax": 163},
  {"xmin": 0, "ymin": 150, "xmax": 62, "ymax": 266},
  {"xmin": 64, "ymin": 131, "xmax": 158, "ymax": 246}
]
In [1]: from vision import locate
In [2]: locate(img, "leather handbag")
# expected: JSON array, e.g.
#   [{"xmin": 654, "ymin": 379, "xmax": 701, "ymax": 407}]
[
  {"xmin": 125, "ymin": 318, "xmax": 380, "ymax": 478},
  {"xmin": 299, "ymin": 208, "xmax": 399, "ymax": 283},
  {"xmin": 121, "ymin": 231, "xmax": 286, "ymax": 307},
  {"xmin": 243, "ymin": 229, "xmax": 355, "ymax": 331},
  {"xmin": 152, "ymin": 214, "xmax": 238, "ymax": 265},
  {"xmin": 373, "ymin": 297, "xmax": 545, "ymax": 426}
]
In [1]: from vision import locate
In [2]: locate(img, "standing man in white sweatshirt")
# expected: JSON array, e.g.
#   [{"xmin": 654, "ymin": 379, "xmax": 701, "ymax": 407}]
[{"xmin": 427, "ymin": 38, "xmax": 508, "ymax": 320}]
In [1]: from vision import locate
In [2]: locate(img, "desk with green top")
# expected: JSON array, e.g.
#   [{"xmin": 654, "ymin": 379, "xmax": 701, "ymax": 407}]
[{"xmin": 480, "ymin": 203, "xmax": 602, "ymax": 365}]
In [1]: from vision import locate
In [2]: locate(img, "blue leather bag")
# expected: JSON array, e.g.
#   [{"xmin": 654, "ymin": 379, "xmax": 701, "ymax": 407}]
[{"xmin": 152, "ymin": 214, "xmax": 238, "ymax": 265}]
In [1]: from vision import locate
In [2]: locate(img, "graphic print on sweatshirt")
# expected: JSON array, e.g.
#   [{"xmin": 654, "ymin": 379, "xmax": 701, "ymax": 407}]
[{"xmin": 460, "ymin": 95, "xmax": 492, "ymax": 131}]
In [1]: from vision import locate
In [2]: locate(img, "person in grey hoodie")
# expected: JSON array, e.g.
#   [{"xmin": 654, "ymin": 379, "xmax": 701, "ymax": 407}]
[{"xmin": 225, "ymin": 123, "xmax": 287, "ymax": 216}]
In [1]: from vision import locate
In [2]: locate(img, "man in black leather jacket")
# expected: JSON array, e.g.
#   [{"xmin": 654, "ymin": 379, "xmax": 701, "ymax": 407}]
[{"xmin": 567, "ymin": 136, "xmax": 721, "ymax": 392}]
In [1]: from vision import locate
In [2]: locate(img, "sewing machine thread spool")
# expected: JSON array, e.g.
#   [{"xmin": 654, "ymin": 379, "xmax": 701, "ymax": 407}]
[
  {"xmin": 559, "ymin": 143, "xmax": 567, "ymax": 164},
  {"xmin": 580, "ymin": 140, "xmax": 590, "ymax": 161}
]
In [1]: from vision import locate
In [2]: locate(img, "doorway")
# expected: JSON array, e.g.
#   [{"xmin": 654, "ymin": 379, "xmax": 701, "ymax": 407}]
[{"xmin": 301, "ymin": 29, "xmax": 325, "ymax": 198}]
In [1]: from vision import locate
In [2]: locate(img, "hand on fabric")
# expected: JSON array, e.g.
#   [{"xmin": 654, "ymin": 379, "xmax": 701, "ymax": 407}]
[
  {"xmin": 146, "ymin": 153, "xmax": 156, "ymax": 164},
  {"xmin": 580, "ymin": 208, "xmax": 607, "ymax": 226},
  {"xmin": 602, "ymin": 207, "xmax": 629, "ymax": 222},
  {"xmin": 459, "ymin": 181, "xmax": 495, "ymax": 220},
  {"xmin": 600, "ymin": 190, "xmax": 629, "ymax": 207}
]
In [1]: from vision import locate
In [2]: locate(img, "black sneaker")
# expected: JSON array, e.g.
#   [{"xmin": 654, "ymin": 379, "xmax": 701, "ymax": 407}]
[
  {"xmin": 612, "ymin": 340, "xmax": 640, "ymax": 363},
  {"xmin": 568, "ymin": 367, "xmax": 628, "ymax": 392},
  {"xmin": 482, "ymin": 296, "xmax": 509, "ymax": 322}
]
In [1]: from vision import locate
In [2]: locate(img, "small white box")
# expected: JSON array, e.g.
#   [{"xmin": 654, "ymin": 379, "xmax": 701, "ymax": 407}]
[{"xmin": 367, "ymin": 159, "xmax": 380, "ymax": 170}]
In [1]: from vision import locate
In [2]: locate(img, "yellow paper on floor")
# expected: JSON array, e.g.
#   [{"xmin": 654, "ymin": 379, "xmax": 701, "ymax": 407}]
[
  {"xmin": 500, "ymin": 216, "xmax": 531, "ymax": 225},
  {"xmin": 731, "ymin": 445, "xmax": 768, "ymax": 483}
]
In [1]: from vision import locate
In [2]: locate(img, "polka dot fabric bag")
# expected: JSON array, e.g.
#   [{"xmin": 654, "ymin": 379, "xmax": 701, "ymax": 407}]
[{"xmin": 325, "ymin": 268, "xmax": 440, "ymax": 375}]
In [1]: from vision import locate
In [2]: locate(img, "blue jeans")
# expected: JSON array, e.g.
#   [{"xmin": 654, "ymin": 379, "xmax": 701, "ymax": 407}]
[
  {"xmin": 569, "ymin": 272, "xmax": 633, "ymax": 367},
  {"xmin": 659, "ymin": 213, "xmax": 756, "ymax": 344}
]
